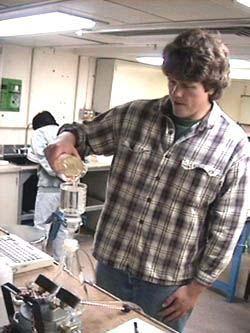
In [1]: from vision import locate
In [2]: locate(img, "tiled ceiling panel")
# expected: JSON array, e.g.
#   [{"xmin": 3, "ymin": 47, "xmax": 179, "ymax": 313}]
[
  {"xmin": 109, "ymin": 0, "xmax": 250, "ymax": 20},
  {"xmin": 0, "ymin": 0, "xmax": 249, "ymax": 61},
  {"xmin": 1, "ymin": 33, "xmax": 100, "ymax": 48},
  {"xmin": 0, "ymin": 0, "xmax": 56, "ymax": 7},
  {"xmin": 59, "ymin": 0, "xmax": 168, "ymax": 24}
]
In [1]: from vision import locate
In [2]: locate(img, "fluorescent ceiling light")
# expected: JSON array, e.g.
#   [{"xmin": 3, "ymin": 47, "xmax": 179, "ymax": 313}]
[
  {"xmin": 137, "ymin": 57, "xmax": 250, "ymax": 69},
  {"xmin": 230, "ymin": 69, "xmax": 250, "ymax": 80},
  {"xmin": 136, "ymin": 56, "xmax": 250, "ymax": 79},
  {"xmin": 235, "ymin": 0, "xmax": 250, "ymax": 8},
  {"xmin": 136, "ymin": 57, "xmax": 163, "ymax": 66},
  {"xmin": 0, "ymin": 11, "xmax": 96, "ymax": 37},
  {"xmin": 75, "ymin": 29, "xmax": 85, "ymax": 37},
  {"xmin": 230, "ymin": 58, "xmax": 250, "ymax": 69},
  {"xmin": 230, "ymin": 59, "xmax": 250, "ymax": 79}
]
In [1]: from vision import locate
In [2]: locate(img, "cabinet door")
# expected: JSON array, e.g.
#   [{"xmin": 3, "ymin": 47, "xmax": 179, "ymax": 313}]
[
  {"xmin": 84, "ymin": 168, "xmax": 109, "ymax": 231},
  {"xmin": 0, "ymin": 172, "xmax": 19, "ymax": 225}
]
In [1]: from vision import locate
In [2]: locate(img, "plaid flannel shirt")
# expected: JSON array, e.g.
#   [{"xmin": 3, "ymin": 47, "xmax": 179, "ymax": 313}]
[{"xmin": 62, "ymin": 96, "xmax": 250, "ymax": 286}]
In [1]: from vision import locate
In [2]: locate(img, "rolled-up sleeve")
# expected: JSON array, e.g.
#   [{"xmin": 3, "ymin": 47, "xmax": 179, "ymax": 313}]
[{"xmin": 59, "ymin": 102, "xmax": 131, "ymax": 157}]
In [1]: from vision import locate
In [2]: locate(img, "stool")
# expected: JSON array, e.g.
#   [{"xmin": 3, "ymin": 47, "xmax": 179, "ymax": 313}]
[
  {"xmin": 212, "ymin": 221, "xmax": 250, "ymax": 302},
  {"xmin": 0, "ymin": 225, "xmax": 46, "ymax": 250}
]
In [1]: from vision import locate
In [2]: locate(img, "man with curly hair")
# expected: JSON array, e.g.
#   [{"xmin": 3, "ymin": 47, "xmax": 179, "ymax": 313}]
[{"xmin": 45, "ymin": 29, "xmax": 250, "ymax": 332}]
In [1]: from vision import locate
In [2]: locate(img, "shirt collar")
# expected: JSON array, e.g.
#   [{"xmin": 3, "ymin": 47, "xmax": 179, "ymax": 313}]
[
  {"xmin": 159, "ymin": 96, "xmax": 173, "ymax": 117},
  {"xmin": 159, "ymin": 96, "xmax": 222, "ymax": 131},
  {"xmin": 197, "ymin": 101, "xmax": 222, "ymax": 131}
]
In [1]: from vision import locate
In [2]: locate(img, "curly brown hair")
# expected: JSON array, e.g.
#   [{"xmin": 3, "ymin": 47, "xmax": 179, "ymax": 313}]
[{"xmin": 162, "ymin": 29, "xmax": 230, "ymax": 100}]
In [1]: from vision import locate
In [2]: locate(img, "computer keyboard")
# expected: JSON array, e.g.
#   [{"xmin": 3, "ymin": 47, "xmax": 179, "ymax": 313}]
[{"xmin": 0, "ymin": 233, "xmax": 54, "ymax": 273}]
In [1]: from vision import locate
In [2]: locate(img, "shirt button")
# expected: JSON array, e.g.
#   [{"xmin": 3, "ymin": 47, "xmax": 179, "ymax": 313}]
[
  {"xmin": 139, "ymin": 219, "xmax": 144, "ymax": 225},
  {"xmin": 168, "ymin": 129, "xmax": 174, "ymax": 135},
  {"xmin": 147, "ymin": 197, "xmax": 152, "ymax": 203}
]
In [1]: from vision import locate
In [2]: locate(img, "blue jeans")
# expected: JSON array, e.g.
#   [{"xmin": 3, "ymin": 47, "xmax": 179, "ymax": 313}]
[{"xmin": 96, "ymin": 262, "xmax": 191, "ymax": 333}]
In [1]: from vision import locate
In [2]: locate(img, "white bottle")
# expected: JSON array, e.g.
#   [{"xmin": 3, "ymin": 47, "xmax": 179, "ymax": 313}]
[{"xmin": 0, "ymin": 257, "xmax": 13, "ymax": 327}]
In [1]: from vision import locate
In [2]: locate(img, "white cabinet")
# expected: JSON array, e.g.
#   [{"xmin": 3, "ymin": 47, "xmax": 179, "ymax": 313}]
[
  {"xmin": 18, "ymin": 166, "xmax": 38, "ymax": 224},
  {"xmin": 83, "ymin": 165, "xmax": 110, "ymax": 231},
  {"xmin": 92, "ymin": 59, "xmax": 167, "ymax": 114},
  {"xmin": 0, "ymin": 168, "xmax": 19, "ymax": 225},
  {"xmin": 239, "ymin": 96, "xmax": 250, "ymax": 125}
]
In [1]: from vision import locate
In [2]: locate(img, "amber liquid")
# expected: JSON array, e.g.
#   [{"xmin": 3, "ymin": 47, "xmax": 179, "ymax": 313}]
[
  {"xmin": 59, "ymin": 155, "xmax": 87, "ymax": 215},
  {"xmin": 59, "ymin": 155, "xmax": 87, "ymax": 180}
]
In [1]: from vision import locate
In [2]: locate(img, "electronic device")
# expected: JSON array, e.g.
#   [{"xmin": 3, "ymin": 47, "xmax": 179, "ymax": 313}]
[
  {"xmin": 1, "ymin": 272, "xmax": 138, "ymax": 332},
  {"xmin": 0, "ymin": 234, "xmax": 53, "ymax": 273},
  {"xmin": 1, "ymin": 274, "xmax": 83, "ymax": 332}
]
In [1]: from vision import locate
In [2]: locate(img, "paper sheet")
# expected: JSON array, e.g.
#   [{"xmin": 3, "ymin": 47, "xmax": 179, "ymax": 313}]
[{"xmin": 107, "ymin": 317, "xmax": 166, "ymax": 333}]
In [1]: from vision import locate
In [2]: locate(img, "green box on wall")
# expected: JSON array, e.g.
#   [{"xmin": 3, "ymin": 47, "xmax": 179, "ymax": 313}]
[{"xmin": 0, "ymin": 78, "xmax": 22, "ymax": 112}]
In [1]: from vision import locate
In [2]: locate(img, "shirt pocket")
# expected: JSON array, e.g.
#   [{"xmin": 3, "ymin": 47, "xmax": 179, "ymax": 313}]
[
  {"xmin": 112, "ymin": 139, "xmax": 152, "ymax": 183},
  {"xmin": 181, "ymin": 159, "xmax": 223, "ymax": 177},
  {"xmin": 181, "ymin": 158, "xmax": 224, "ymax": 207},
  {"xmin": 121, "ymin": 139, "xmax": 151, "ymax": 153}
]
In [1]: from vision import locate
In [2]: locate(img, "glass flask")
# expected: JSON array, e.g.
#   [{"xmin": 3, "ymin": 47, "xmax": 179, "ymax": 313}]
[{"xmin": 60, "ymin": 182, "xmax": 87, "ymax": 218}]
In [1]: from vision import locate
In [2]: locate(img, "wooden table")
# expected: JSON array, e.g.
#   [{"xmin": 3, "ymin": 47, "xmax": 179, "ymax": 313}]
[{"xmin": 13, "ymin": 264, "xmax": 177, "ymax": 333}]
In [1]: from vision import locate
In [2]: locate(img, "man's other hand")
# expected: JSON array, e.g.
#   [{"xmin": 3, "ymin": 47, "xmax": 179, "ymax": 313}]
[{"xmin": 158, "ymin": 281, "xmax": 205, "ymax": 322}]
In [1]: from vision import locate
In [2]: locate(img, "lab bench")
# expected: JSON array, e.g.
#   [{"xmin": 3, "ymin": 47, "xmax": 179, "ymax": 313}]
[
  {"xmin": 0, "ymin": 164, "xmax": 20, "ymax": 225},
  {"xmin": 0, "ymin": 163, "xmax": 38, "ymax": 225},
  {"xmin": 0, "ymin": 160, "xmax": 110, "ymax": 229}
]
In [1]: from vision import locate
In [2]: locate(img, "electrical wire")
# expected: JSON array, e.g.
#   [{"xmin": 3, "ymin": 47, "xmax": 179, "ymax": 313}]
[
  {"xmin": 78, "ymin": 247, "xmax": 96, "ymax": 277},
  {"xmin": 80, "ymin": 299, "xmax": 143, "ymax": 313}
]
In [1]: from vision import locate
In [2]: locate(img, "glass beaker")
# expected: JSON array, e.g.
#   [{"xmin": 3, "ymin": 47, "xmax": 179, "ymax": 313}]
[{"xmin": 60, "ymin": 182, "xmax": 87, "ymax": 217}]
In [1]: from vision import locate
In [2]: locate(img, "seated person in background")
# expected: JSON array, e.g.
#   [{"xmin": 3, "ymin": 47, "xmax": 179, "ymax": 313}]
[{"xmin": 28, "ymin": 111, "xmax": 65, "ymax": 261}]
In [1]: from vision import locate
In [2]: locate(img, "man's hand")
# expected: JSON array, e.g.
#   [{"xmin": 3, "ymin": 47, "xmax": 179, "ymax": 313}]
[
  {"xmin": 158, "ymin": 281, "xmax": 206, "ymax": 322},
  {"xmin": 44, "ymin": 132, "xmax": 80, "ymax": 172}
]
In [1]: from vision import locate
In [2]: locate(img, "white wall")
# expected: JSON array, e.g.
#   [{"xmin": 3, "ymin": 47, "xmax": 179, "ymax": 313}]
[
  {"xmin": 28, "ymin": 48, "xmax": 79, "ymax": 126},
  {"xmin": 219, "ymin": 80, "xmax": 250, "ymax": 121},
  {"xmin": 111, "ymin": 60, "xmax": 167, "ymax": 107},
  {"xmin": 0, "ymin": 46, "xmax": 96, "ymax": 145},
  {"xmin": 0, "ymin": 44, "xmax": 32, "ymax": 144},
  {"xmin": 93, "ymin": 59, "xmax": 115, "ymax": 113},
  {"xmin": 75, "ymin": 56, "xmax": 96, "ymax": 120},
  {"xmin": 0, "ymin": 45, "xmax": 4, "ymax": 87},
  {"xmin": 93, "ymin": 59, "xmax": 167, "ymax": 113},
  {"xmin": 1, "ymin": 45, "xmax": 250, "ymax": 145}
]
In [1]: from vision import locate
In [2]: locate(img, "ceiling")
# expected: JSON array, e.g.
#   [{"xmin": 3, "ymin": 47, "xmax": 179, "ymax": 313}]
[{"xmin": 0, "ymin": 0, "xmax": 250, "ymax": 62}]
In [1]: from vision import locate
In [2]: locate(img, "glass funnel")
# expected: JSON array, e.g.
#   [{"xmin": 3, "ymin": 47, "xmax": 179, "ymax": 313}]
[{"xmin": 60, "ymin": 182, "xmax": 87, "ymax": 217}]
